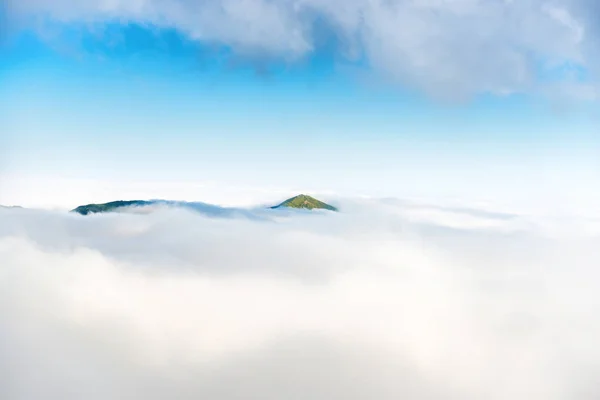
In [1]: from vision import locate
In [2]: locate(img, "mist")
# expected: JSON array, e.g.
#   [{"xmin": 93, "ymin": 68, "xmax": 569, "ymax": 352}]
[{"xmin": 1, "ymin": 199, "xmax": 599, "ymax": 399}]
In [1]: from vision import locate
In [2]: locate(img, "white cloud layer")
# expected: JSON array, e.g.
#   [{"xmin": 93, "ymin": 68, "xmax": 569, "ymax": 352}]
[
  {"xmin": 5, "ymin": 0, "xmax": 600, "ymax": 99},
  {"xmin": 1, "ymin": 199, "xmax": 600, "ymax": 399}
]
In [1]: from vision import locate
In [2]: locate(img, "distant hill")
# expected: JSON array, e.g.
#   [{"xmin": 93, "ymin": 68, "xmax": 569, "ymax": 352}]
[
  {"xmin": 72, "ymin": 200, "xmax": 152, "ymax": 215},
  {"xmin": 271, "ymin": 194, "xmax": 338, "ymax": 211}
]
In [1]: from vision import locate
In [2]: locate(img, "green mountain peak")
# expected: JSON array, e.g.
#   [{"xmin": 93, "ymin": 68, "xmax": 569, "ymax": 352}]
[{"xmin": 271, "ymin": 194, "xmax": 338, "ymax": 211}]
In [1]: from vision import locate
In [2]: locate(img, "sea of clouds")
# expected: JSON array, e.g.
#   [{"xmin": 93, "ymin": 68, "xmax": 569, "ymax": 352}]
[{"xmin": 1, "ymin": 198, "xmax": 600, "ymax": 399}]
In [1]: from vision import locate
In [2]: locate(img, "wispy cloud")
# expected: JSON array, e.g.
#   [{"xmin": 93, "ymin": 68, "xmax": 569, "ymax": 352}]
[
  {"xmin": 5, "ymin": 0, "xmax": 600, "ymax": 100},
  {"xmin": 1, "ymin": 200, "xmax": 599, "ymax": 399}
]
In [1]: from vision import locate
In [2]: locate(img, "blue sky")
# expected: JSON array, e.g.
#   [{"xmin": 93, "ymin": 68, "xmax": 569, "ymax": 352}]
[{"xmin": 1, "ymin": 1, "xmax": 600, "ymax": 210}]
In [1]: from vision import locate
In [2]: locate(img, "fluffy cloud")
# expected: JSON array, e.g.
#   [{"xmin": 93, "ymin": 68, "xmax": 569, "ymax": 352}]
[
  {"xmin": 5, "ymin": 0, "xmax": 599, "ymax": 100},
  {"xmin": 1, "ymin": 200, "xmax": 600, "ymax": 399}
]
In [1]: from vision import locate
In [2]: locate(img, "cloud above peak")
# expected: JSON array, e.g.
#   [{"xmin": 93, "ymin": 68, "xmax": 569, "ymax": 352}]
[{"xmin": 6, "ymin": 0, "xmax": 598, "ymax": 100}]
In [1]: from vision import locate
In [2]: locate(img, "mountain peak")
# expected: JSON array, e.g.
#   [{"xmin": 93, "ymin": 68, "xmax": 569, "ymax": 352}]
[{"xmin": 271, "ymin": 194, "xmax": 338, "ymax": 211}]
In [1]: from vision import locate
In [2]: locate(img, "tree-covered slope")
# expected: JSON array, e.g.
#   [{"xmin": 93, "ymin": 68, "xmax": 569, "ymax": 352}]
[
  {"xmin": 271, "ymin": 194, "xmax": 338, "ymax": 211},
  {"xmin": 72, "ymin": 200, "xmax": 151, "ymax": 215}
]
